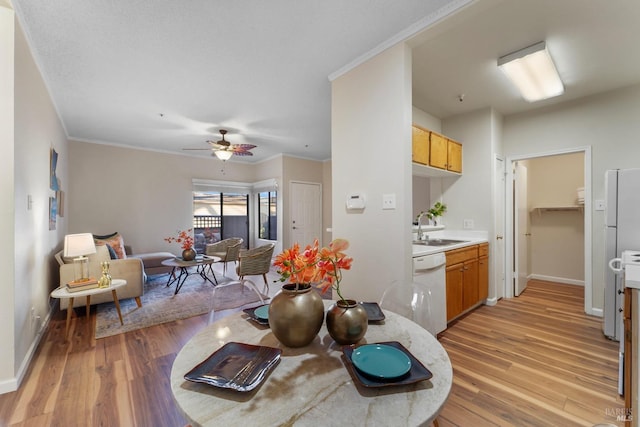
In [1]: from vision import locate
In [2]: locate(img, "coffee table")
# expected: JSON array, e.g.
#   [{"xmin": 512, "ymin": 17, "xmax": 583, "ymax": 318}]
[
  {"xmin": 50, "ymin": 279, "xmax": 127, "ymax": 339},
  {"xmin": 162, "ymin": 255, "xmax": 221, "ymax": 295}
]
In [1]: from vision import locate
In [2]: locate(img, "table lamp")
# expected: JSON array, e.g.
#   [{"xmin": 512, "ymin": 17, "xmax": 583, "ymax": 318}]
[{"xmin": 63, "ymin": 233, "xmax": 96, "ymax": 282}]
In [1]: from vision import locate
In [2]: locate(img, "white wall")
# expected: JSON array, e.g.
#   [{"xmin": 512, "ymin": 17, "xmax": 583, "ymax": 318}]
[
  {"xmin": 1, "ymin": 10, "xmax": 70, "ymax": 393},
  {"xmin": 68, "ymin": 142, "xmax": 329, "ymax": 256},
  {"xmin": 504, "ymin": 83, "xmax": 640, "ymax": 309},
  {"xmin": 0, "ymin": 5, "xmax": 16, "ymax": 390},
  {"xmin": 332, "ymin": 42, "xmax": 413, "ymax": 303},
  {"xmin": 441, "ymin": 108, "xmax": 495, "ymax": 232}
]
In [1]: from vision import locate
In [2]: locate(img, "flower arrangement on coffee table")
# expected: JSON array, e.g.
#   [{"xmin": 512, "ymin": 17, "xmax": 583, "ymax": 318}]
[
  {"xmin": 164, "ymin": 229, "xmax": 194, "ymax": 250},
  {"xmin": 164, "ymin": 229, "xmax": 196, "ymax": 260}
]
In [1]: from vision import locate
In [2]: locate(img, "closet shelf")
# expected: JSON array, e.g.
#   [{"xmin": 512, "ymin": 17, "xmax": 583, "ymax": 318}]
[{"xmin": 531, "ymin": 205, "xmax": 584, "ymax": 216}]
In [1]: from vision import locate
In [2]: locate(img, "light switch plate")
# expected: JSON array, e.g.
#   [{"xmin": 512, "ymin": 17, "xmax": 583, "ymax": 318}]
[
  {"xmin": 463, "ymin": 219, "xmax": 474, "ymax": 229},
  {"xmin": 382, "ymin": 193, "xmax": 396, "ymax": 210},
  {"xmin": 595, "ymin": 199, "xmax": 605, "ymax": 211}
]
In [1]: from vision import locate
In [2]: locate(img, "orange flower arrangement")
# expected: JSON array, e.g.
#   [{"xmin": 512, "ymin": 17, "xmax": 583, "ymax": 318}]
[
  {"xmin": 164, "ymin": 229, "xmax": 194, "ymax": 250},
  {"xmin": 273, "ymin": 238, "xmax": 353, "ymax": 302}
]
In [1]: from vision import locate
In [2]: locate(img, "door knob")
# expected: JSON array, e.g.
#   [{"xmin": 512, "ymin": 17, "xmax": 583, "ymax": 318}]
[{"xmin": 292, "ymin": 226, "xmax": 297, "ymax": 230}]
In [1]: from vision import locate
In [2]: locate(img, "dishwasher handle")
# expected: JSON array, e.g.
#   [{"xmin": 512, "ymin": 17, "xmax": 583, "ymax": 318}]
[{"xmin": 413, "ymin": 252, "xmax": 446, "ymax": 272}]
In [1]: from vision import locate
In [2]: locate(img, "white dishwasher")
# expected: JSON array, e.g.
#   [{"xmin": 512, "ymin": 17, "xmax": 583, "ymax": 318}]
[{"xmin": 413, "ymin": 252, "xmax": 447, "ymax": 335}]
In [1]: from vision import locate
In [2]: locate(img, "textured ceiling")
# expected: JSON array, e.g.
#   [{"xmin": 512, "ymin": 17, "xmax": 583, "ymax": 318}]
[
  {"xmin": 12, "ymin": 0, "xmax": 457, "ymax": 162},
  {"xmin": 12, "ymin": 0, "xmax": 640, "ymax": 163}
]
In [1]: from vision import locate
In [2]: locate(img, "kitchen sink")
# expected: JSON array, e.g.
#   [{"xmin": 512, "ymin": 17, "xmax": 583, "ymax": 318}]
[{"xmin": 412, "ymin": 239, "xmax": 469, "ymax": 247}]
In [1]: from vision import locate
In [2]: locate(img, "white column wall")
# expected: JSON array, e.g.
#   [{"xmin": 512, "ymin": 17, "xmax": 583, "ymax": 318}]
[
  {"xmin": 331, "ymin": 43, "xmax": 413, "ymax": 303},
  {"xmin": 0, "ymin": 5, "xmax": 16, "ymax": 389}
]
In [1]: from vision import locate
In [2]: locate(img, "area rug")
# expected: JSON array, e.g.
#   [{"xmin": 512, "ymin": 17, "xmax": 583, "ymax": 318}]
[{"xmin": 95, "ymin": 274, "xmax": 269, "ymax": 339}]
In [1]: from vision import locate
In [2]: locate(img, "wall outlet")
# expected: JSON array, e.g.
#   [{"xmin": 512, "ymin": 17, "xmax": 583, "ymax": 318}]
[
  {"xmin": 463, "ymin": 219, "xmax": 474, "ymax": 229},
  {"xmin": 382, "ymin": 193, "xmax": 396, "ymax": 210}
]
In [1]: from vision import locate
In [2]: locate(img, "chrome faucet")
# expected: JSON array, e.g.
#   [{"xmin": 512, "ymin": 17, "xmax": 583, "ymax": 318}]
[{"xmin": 416, "ymin": 211, "xmax": 429, "ymax": 241}]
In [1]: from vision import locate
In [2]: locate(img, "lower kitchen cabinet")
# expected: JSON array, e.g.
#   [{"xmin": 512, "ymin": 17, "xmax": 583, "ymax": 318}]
[
  {"xmin": 478, "ymin": 243, "xmax": 489, "ymax": 301},
  {"xmin": 445, "ymin": 243, "xmax": 489, "ymax": 322},
  {"xmin": 445, "ymin": 265, "xmax": 464, "ymax": 321}
]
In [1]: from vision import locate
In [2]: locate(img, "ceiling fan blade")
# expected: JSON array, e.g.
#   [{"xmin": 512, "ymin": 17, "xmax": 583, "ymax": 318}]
[
  {"xmin": 232, "ymin": 150, "xmax": 254, "ymax": 156},
  {"xmin": 232, "ymin": 144, "xmax": 257, "ymax": 150}
]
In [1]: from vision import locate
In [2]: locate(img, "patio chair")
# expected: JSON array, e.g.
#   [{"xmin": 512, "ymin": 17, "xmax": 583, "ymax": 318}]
[
  {"xmin": 236, "ymin": 243, "xmax": 276, "ymax": 293},
  {"xmin": 205, "ymin": 237, "xmax": 244, "ymax": 275}
]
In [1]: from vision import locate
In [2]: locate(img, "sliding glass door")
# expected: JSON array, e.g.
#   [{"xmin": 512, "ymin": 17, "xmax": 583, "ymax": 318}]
[{"xmin": 192, "ymin": 191, "xmax": 249, "ymax": 252}]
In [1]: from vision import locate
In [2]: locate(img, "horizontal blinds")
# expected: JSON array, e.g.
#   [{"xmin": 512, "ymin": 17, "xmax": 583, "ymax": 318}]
[
  {"xmin": 192, "ymin": 178, "xmax": 279, "ymax": 193},
  {"xmin": 252, "ymin": 178, "xmax": 278, "ymax": 192},
  {"xmin": 192, "ymin": 179, "xmax": 251, "ymax": 194}
]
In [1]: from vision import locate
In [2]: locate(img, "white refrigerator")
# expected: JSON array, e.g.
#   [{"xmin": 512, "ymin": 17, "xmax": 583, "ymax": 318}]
[{"xmin": 604, "ymin": 168, "xmax": 640, "ymax": 341}]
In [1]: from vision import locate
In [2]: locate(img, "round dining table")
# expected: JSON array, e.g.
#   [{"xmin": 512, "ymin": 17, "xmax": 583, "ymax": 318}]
[{"xmin": 170, "ymin": 300, "xmax": 452, "ymax": 426}]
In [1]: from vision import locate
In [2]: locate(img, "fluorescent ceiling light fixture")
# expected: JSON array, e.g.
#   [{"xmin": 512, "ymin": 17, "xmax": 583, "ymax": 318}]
[
  {"xmin": 214, "ymin": 150, "xmax": 233, "ymax": 161},
  {"xmin": 498, "ymin": 41, "xmax": 564, "ymax": 102}
]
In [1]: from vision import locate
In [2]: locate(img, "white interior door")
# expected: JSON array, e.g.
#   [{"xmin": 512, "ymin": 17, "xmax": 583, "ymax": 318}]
[
  {"xmin": 514, "ymin": 162, "xmax": 530, "ymax": 296},
  {"xmin": 494, "ymin": 157, "xmax": 506, "ymax": 299},
  {"xmin": 290, "ymin": 182, "xmax": 322, "ymax": 246}
]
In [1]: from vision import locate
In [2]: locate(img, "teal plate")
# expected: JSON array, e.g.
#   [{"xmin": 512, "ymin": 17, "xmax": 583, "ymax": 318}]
[
  {"xmin": 351, "ymin": 344, "xmax": 411, "ymax": 379},
  {"xmin": 254, "ymin": 305, "xmax": 269, "ymax": 320}
]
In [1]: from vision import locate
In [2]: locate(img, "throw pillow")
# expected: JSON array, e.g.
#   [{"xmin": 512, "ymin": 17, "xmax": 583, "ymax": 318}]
[
  {"xmin": 94, "ymin": 232, "xmax": 127, "ymax": 259},
  {"xmin": 104, "ymin": 244, "xmax": 118, "ymax": 260}
]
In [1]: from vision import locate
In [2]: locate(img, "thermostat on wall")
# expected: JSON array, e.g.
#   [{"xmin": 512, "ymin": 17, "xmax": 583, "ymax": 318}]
[{"xmin": 346, "ymin": 193, "xmax": 365, "ymax": 210}]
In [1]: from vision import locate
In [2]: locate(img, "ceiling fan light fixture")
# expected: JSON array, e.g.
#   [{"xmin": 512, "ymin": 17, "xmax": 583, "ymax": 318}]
[
  {"xmin": 214, "ymin": 150, "xmax": 233, "ymax": 161},
  {"xmin": 498, "ymin": 41, "xmax": 564, "ymax": 102}
]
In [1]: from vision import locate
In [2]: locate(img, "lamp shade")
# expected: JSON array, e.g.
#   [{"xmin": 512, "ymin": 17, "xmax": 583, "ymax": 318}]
[
  {"xmin": 214, "ymin": 150, "xmax": 233, "ymax": 161},
  {"xmin": 63, "ymin": 233, "xmax": 97, "ymax": 258},
  {"xmin": 498, "ymin": 41, "xmax": 564, "ymax": 102}
]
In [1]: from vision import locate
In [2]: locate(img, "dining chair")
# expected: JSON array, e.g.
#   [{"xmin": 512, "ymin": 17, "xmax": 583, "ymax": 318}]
[
  {"xmin": 236, "ymin": 243, "xmax": 276, "ymax": 293},
  {"xmin": 379, "ymin": 280, "xmax": 441, "ymax": 427},
  {"xmin": 205, "ymin": 237, "xmax": 244, "ymax": 275},
  {"xmin": 379, "ymin": 280, "xmax": 437, "ymax": 336}
]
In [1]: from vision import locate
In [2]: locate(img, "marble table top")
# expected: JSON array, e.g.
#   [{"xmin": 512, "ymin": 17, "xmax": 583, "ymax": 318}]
[{"xmin": 170, "ymin": 300, "xmax": 452, "ymax": 426}]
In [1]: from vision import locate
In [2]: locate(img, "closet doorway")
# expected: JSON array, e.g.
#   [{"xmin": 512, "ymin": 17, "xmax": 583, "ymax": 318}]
[{"xmin": 505, "ymin": 147, "xmax": 593, "ymax": 315}]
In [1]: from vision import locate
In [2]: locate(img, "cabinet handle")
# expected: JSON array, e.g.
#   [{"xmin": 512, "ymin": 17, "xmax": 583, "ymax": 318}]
[{"xmin": 496, "ymin": 235, "xmax": 503, "ymax": 240}]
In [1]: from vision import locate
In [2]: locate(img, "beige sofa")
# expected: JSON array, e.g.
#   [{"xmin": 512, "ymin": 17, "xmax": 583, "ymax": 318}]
[{"xmin": 55, "ymin": 245, "xmax": 144, "ymax": 309}]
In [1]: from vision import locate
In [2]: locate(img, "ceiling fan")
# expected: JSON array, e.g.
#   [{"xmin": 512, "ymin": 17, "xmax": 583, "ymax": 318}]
[{"xmin": 183, "ymin": 129, "xmax": 257, "ymax": 160}]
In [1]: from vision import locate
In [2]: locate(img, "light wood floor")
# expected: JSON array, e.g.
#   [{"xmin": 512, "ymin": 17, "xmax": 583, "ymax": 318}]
[
  {"xmin": 0, "ymin": 278, "xmax": 624, "ymax": 426},
  {"xmin": 438, "ymin": 279, "xmax": 624, "ymax": 427}
]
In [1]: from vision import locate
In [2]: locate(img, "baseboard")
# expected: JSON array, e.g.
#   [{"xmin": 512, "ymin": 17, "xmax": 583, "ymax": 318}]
[
  {"xmin": 589, "ymin": 307, "xmax": 604, "ymax": 318},
  {"xmin": 0, "ymin": 377, "xmax": 18, "ymax": 394},
  {"xmin": 529, "ymin": 274, "xmax": 584, "ymax": 287},
  {"xmin": 1, "ymin": 306, "xmax": 53, "ymax": 395},
  {"xmin": 484, "ymin": 297, "xmax": 498, "ymax": 306}
]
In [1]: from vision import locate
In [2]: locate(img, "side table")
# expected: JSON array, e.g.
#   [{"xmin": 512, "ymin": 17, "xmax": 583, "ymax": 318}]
[{"xmin": 50, "ymin": 279, "xmax": 127, "ymax": 339}]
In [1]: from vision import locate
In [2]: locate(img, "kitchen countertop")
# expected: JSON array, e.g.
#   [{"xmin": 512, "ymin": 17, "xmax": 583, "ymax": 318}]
[{"xmin": 412, "ymin": 230, "xmax": 489, "ymax": 257}]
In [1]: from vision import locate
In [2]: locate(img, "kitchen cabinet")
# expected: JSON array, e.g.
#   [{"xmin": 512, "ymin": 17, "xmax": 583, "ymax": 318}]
[
  {"xmin": 478, "ymin": 243, "xmax": 489, "ymax": 301},
  {"xmin": 429, "ymin": 131, "xmax": 448, "ymax": 169},
  {"xmin": 445, "ymin": 243, "xmax": 488, "ymax": 322},
  {"xmin": 411, "ymin": 126, "xmax": 463, "ymax": 177},
  {"xmin": 447, "ymin": 138, "xmax": 462, "ymax": 173},
  {"xmin": 412, "ymin": 126, "xmax": 429, "ymax": 165}
]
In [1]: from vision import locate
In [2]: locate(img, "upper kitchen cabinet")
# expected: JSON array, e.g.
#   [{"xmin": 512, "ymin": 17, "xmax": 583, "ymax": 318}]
[
  {"xmin": 411, "ymin": 126, "xmax": 462, "ymax": 178},
  {"xmin": 446, "ymin": 138, "xmax": 462, "ymax": 173},
  {"xmin": 412, "ymin": 126, "xmax": 430, "ymax": 165}
]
